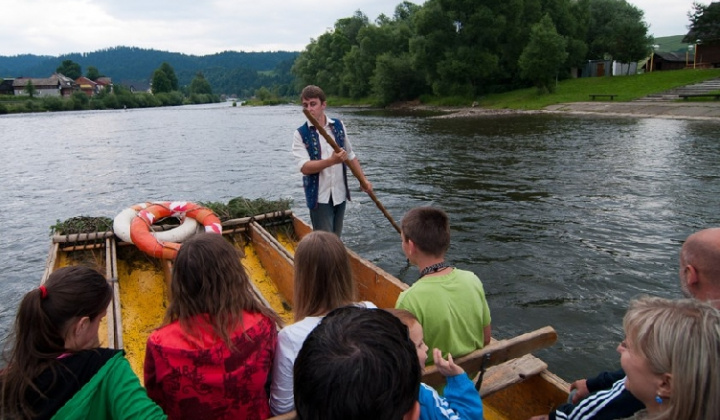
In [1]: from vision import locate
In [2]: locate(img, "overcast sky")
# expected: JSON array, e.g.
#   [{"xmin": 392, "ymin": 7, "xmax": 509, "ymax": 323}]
[{"xmin": 0, "ymin": 0, "xmax": 704, "ymax": 57}]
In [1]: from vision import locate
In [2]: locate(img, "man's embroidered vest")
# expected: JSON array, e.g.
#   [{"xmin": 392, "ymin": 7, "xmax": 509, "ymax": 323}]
[{"xmin": 297, "ymin": 119, "xmax": 350, "ymax": 209}]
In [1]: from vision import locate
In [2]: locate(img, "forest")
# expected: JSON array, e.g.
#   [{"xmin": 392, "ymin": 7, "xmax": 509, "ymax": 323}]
[{"xmin": 291, "ymin": 0, "xmax": 657, "ymax": 104}]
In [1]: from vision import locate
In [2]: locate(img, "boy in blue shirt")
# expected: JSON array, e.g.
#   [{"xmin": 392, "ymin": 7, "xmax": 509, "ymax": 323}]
[{"xmin": 386, "ymin": 309, "xmax": 483, "ymax": 420}]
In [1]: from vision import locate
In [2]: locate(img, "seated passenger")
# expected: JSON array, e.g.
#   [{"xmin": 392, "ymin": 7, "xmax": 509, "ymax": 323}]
[
  {"xmin": 616, "ymin": 296, "xmax": 720, "ymax": 420},
  {"xmin": 395, "ymin": 207, "xmax": 492, "ymax": 361},
  {"xmin": 0, "ymin": 266, "xmax": 166, "ymax": 419},
  {"xmin": 294, "ymin": 306, "xmax": 421, "ymax": 420},
  {"xmin": 385, "ymin": 309, "xmax": 483, "ymax": 420},
  {"xmin": 144, "ymin": 233, "xmax": 281, "ymax": 420},
  {"xmin": 270, "ymin": 231, "xmax": 376, "ymax": 415}
]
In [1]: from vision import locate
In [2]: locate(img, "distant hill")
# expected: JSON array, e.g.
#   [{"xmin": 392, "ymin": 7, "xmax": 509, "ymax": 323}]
[
  {"xmin": 0, "ymin": 46, "xmax": 300, "ymax": 97},
  {"xmin": 653, "ymin": 35, "xmax": 691, "ymax": 53}
]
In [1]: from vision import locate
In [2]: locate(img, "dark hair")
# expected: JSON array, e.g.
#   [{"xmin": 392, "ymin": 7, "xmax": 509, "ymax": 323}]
[
  {"xmin": 300, "ymin": 85, "xmax": 326, "ymax": 103},
  {"xmin": 165, "ymin": 233, "xmax": 281, "ymax": 348},
  {"xmin": 1, "ymin": 266, "xmax": 112, "ymax": 419},
  {"xmin": 294, "ymin": 306, "xmax": 420, "ymax": 420},
  {"xmin": 401, "ymin": 207, "xmax": 450, "ymax": 257},
  {"xmin": 293, "ymin": 231, "xmax": 356, "ymax": 321}
]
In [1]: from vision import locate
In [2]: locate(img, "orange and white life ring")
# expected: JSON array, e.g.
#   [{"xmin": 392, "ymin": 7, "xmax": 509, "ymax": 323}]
[
  {"xmin": 116, "ymin": 201, "xmax": 222, "ymax": 259},
  {"xmin": 113, "ymin": 202, "xmax": 200, "ymax": 244}
]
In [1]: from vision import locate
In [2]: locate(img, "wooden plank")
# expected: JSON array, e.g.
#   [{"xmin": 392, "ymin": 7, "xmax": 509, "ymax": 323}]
[
  {"xmin": 52, "ymin": 231, "xmax": 115, "ymax": 244},
  {"xmin": 41, "ymin": 243, "xmax": 60, "ymax": 284},
  {"xmin": 348, "ymin": 247, "xmax": 408, "ymax": 309},
  {"xmin": 249, "ymin": 221, "xmax": 295, "ymax": 306},
  {"xmin": 105, "ymin": 237, "xmax": 116, "ymax": 349},
  {"xmin": 421, "ymin": 326, "xmax": 557, "ymax": 388},
  {"xmin": 110, "ymin": 237, "xmax": 124, "ymax": 350},
  {"xmin": 478, "ymin": 354, "xmax": 547, "ymax": 397}
]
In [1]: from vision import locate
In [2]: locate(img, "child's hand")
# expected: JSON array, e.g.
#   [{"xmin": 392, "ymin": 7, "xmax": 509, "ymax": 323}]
[{"xmin": 433, "ymin": 348, "xmax": 464, "ymax": 377}]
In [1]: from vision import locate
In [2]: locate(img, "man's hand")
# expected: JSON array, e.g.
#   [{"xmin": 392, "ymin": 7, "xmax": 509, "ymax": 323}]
[
  {"xmin": 360, "ymin": 180, "xmax": 373, "ymax": 193},
  {"xmin": 570, "ymin": 379, "xmax": 590, "ymax": 404},
  {"xmin": 331, "ymin": 149, "xmax": 348, "ymax": 164}
]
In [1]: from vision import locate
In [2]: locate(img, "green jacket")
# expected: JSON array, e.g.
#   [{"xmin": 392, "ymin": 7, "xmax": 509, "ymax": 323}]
[{"xmin": 52, "ymin": 352, "xmax": 166, "ymax": 419}]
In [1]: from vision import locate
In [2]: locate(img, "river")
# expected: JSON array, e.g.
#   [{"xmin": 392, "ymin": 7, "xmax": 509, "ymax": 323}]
[{"xmin": 1, "ymin": 102, "xmax": 719, "ymax": 382}]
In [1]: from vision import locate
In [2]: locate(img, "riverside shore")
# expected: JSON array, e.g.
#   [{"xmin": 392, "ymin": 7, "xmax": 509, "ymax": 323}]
[{"xmin": 399, "ymin": 101, "xmax": 720, "ymax": 121}]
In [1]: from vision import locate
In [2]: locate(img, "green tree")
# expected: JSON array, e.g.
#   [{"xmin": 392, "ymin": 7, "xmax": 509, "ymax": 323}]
[
  {"xmin": 189, "ymin": 72, "xmax": 212, "ymax": 94},
  {"xmin": 518, "ymin": 14, "xmax": 568, "ymax": 93},
  {"xmin": 684, "ymin": 2, "xmax": 720, "ymax": 44},
  {"xmin": 56, "ymin": 59, "xmax": 82, "ymax": 79},
  {"xmin": 151, "ymin": 69, "xmax": 172, "ymax": 94},
  {"xmin": 24, "ymin": 80, "xmax": 37, "ymax": 98},
  {"xmin": 86, "ymin": 66, "xmax": 102, "ymax": 81},
  {"xmin": 585, "ymin": 0, "xmax": 652, "ymax": 62},
  {"xmin": 159, "ymin": 62, "xmax": 179, "ymax": 91}
]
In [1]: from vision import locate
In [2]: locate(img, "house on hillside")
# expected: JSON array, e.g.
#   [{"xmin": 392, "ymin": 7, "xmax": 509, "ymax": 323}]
[
  {"xmin": 694, "ymin": 43, "xmax": 720, "ymax": 67},
  {"xmin": 12, "ymin": 73, "xmax": 76, "ymax": 97},
  {"xmin": 96, "ymin": 77, "xmax": 113, "ymax": 93},
  {"xmin": 76, "ymin": 76, "xmax": 98, "ymax": 96},
  {"xmin": 645, "ymin": 52, "xmax": 689, "ymax": 72},
  {"xmin": 683, "ymin": 1, "xmax": 720, "ymax": 68}
]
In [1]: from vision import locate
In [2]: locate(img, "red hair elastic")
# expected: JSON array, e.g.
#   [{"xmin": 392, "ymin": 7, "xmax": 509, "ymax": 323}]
[{"xmin": 39, "ymin": 285, "xmax": 48, "ymax": 299}]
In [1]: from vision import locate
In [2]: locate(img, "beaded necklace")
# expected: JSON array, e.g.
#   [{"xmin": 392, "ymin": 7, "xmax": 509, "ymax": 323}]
[{"xmin": 419, "ymin": 261, "xmax": 450, "ymax": 278}]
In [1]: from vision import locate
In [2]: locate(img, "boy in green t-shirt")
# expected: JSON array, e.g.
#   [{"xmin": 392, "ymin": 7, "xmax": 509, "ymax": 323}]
[{"xmin": 395, "ymin": 207, "xmax": 492, "ymax": 362}]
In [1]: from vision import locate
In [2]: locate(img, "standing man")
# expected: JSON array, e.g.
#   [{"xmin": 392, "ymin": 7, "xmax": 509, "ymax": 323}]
[{"xmin": 292, "ymin": 85, "xmax": 373, "ymax": 236}]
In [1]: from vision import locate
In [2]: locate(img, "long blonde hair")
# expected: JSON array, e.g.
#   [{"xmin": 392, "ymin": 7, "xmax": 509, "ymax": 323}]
[
  {"xmin": 293, "ymin": 231, "xmax": 356, "ymax": 321},
  {"xmin": 623, "ymin": 296, "xmax": 720, "ymax": 420}
]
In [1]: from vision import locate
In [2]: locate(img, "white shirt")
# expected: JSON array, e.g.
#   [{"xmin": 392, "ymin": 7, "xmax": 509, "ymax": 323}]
[
  {"xmin": 269, "ymin": 301, "xmax": 376, "ymax": 415},
  {"xmin": 292, "ymin": 116, "xmax": 356, "ymax": 205}
]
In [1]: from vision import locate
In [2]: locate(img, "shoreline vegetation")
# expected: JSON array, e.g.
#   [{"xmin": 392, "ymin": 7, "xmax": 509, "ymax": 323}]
[
  {"xmin": 3, "ymin": 69, "xmax": 719, "ymax": 117},
  {"xmin": 245, "ymin": 68, "xmax": 720, "ymax": 117}
]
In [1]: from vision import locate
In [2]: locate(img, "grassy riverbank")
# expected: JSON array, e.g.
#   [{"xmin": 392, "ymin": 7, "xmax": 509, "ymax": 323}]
[
  {"xmin": 322, "ymin": 69, "xmax": 720, "ymax": 110},
  {"xmin": 426, "ymin": 69, "xmax": 720, "ymax": 110}
]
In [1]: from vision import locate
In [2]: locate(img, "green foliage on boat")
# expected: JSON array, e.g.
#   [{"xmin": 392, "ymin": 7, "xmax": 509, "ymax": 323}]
[
  {"xmin": 200, "ymin": 197, "xmax": 292, "ymax": 221},
  {"xmin": 49, "ymin": 197, "xmax": 293, "ymax": 235}
]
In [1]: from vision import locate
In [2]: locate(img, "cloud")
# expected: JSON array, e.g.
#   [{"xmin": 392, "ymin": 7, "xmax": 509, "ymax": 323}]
[{"xmin": 0, "ymin": 0, "xmax": 702, "ymax": 57}]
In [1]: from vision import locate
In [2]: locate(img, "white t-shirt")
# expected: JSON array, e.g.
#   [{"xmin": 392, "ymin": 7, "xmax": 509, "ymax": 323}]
[{"xmin": 269, "ymin": 301, "xmax": 376, "ymax": 415}]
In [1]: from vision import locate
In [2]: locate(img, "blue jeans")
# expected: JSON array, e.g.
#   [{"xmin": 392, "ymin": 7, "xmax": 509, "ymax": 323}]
[{"xmin": 310, "ymin": 198, "xmax": 346, "ymax": 237}]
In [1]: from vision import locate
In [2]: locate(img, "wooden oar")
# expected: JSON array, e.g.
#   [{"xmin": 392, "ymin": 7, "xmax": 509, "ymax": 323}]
[{"xmin": 302, "ymin": 109, "xmax": 401, "ymax": 234}]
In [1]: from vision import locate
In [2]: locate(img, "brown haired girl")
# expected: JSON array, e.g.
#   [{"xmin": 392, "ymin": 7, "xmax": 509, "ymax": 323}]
[
  {"xmin": 144, "ymin": 233, "xmax": 280, "ymax": 420},
  {"xmin": 0, "ymin": 266, "xmax": 165, "ymax": 419},
  {"xmin": 269, "ymin": 230, "xmax": 375, "ymax": 415}
]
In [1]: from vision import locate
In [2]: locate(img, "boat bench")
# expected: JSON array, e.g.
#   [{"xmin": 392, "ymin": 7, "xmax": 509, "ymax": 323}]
[
  {"xmin": 589, "ymin": 94, "xmax": 617, "ymax": 100},
  {"xmin": 679, "ymin": 93, "xmax": 720, "ymax": 100}
]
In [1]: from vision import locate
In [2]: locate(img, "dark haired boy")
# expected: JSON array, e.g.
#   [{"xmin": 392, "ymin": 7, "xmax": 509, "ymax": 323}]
[{"xmin": 294, "ymin": 306, "xmax": 420, "ymax": 420}]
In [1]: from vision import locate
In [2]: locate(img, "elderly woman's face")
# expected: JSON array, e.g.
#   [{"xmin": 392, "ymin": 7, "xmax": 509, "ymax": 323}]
[{"xmin": 617, "ymin": 335, "xmax": 663, "ymax": 405}]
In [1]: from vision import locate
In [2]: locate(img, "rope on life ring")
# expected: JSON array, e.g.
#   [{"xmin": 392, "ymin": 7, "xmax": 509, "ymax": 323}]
[{"xmin": 126, "ymin": 201, "xmax": 222, "ymax": 259}]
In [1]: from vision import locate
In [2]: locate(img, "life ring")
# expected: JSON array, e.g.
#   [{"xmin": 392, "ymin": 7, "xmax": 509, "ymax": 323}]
[
  {"xmin": 127, "ymin": 201, "xmax": 222, "ymax": 259},
  {"xmin": 113, "ymin": 203, "xmax": 199, "ymax": 244}
]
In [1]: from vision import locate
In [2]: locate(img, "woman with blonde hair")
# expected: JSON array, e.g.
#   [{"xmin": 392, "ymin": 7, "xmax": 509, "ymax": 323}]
[
  {"xmin": 144, "ymin": 233, "xmax": 281, "ymax": 420},
  {"xmin": 618, "ymin": 296, "xmax": 720, "ymax": 420},
  {"xmin": 269, "ymin": 230, "xmax": 376, "ymax": 415}
]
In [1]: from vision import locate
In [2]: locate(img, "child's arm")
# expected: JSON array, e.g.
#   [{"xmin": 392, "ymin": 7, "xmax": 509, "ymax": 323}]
[{"xmin": 431, "ymin": 348, "xmax": 483, "ymax": 419}]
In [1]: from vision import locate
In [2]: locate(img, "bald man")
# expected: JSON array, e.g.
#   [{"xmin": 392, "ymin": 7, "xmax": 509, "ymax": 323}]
[{"xmin": 679, "ymin": 227, "xmax": 720, "ymax": 309}]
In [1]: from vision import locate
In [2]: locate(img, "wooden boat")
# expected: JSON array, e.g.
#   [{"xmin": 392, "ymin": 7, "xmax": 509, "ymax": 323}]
[{"xmin": 44, "ymin": 209, "xmax": 569, "ymax": 420}]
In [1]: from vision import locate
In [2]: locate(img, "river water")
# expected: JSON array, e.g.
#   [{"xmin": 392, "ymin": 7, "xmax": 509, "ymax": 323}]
[{"xmin": 1, "ymin": 102, "xmax": 719, "ymax": 382}]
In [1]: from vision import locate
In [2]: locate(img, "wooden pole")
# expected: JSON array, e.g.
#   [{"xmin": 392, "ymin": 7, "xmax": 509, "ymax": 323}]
[{"xmin": 302, "ymin": 109, "xmax": 401, "ymax": 234}]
